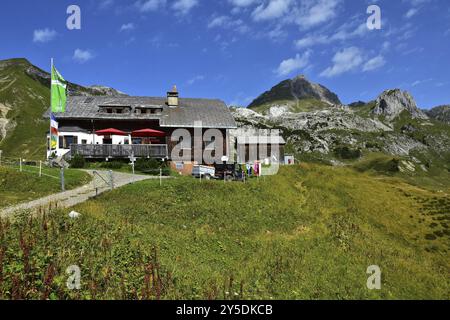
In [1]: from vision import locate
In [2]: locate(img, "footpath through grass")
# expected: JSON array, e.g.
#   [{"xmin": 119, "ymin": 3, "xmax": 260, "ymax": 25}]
[
  {"xmin": 0, "ymin": 166, "xmax": 91, "ymax": 208},
  {"xmin": 0, "ymin": 163, "xmax": 448, "ymax": 299}
]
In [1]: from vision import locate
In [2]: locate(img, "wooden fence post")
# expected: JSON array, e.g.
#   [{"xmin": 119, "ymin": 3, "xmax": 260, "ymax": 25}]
[{"xmin": 39, "ymin": 161, "xmax": 42, "ymax": 177}]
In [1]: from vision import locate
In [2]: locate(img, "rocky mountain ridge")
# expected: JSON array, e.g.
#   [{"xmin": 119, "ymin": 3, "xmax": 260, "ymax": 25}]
[
  {"xmin": 234, "ymin": 82, "xmax": 450, "ymax": 173},
  {"xmin": 248, "ymin": 75, "xmax": 341, "ymax": 113}
]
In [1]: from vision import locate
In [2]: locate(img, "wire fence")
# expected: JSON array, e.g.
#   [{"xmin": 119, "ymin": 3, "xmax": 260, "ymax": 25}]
[{"xmin": 0, "ymin": 150, "xmax": 67, "ymax": 191}]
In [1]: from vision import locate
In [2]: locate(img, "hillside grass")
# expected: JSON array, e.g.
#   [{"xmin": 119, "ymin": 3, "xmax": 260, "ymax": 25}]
[
  {"xmin": 0, "ymin": 163, "xmax": 448, "ymax": 299},
  {"xmin": 0, "ymin": 166, "xmax": 91, "ymax": 208},
  {"xmin": 0, "ymin": 59, "xmax": 50, "ymax": 159}
]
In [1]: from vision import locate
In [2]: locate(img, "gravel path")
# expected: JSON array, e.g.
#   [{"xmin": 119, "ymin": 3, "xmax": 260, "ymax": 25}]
[{"xmin": 0, "ymin": 170, "xmax": 166, "ymax": 217}]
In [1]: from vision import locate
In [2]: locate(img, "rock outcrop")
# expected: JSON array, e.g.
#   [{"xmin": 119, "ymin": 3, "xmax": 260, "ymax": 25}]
[
  {"xmin": 426, "ymin": 105, "xmax": 450, "ymax": 124},
  {"xmin": 372, "ymin": 89, "xmax": 428, "ymax": 120}
]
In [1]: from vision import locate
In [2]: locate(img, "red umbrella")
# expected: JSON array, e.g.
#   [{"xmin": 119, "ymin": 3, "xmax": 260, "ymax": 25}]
[
  {"xmin": 131, "ymin": 129, "xmax": 166, "ymax": 137},
  {"xmin": 96, "ymin": 128, "xmax": 128, "ymax": 136}
]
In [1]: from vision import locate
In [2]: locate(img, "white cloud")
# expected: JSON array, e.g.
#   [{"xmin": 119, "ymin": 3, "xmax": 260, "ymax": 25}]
[
  {"xmin": 293, "ymin": 0, "xmax": 340, "ymax": 29},
  {"xmin": 120, "ymin": 23, "xmax": 135, "ymax": 32},
  {"xmin": 187, "ymin": 75, "xmax": 205, "ymax": 85},
  {"xmin": 228, "ymin": 0, "xmax": 259, "ymax": 7},
  {"xmin": 411, "ymin": 78, "xmax": 433, "ymax": 87},
  {"xmin": 363, "ymin": 55, "xmax": 386, "ymax": 72},
  {"xmin": 73, "ymin": 49, "xmax": 95, "ymax": 63},
  {"xmin": 208, "ymin": 16, "xmax": 249, "ymax": 33},
  {"xmin": 294, "ymin": 21, "xmax": 367, "ymax": 49},
  {"xmin": 405, "ymin": 8, "xmax": 418, "ymax": 18},
  {"xmin": 135, "ymin": 0, "xmax": 166, "ymax": 12},
  {"xmin": 252, "ymin": 0, "xmax": 292, "ymax": 21},
  {"xmin": 99, "ymin": 0, "xmax": 114, "ymax": 9},
  {"xmin": 33, "ymin": 28, "xmax": 57, "ymax": 43},
  {"xmin": 172, "ymin": 0, "xmax": 199, "ymax": 15},
  {"xmin": 320, "ymin": 47, "xmax": 363, "ymax": 78},
  {"xmin": 275, "ymin": 50, "xmax": 312, "ymax": 77}
]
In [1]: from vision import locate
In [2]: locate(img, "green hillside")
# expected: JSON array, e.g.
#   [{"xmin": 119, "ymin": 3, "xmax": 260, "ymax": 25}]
[
  {"xmin": 0, "ymin": 166, "xmax": 91, "ymax": 208},
  {"xmin": 1, "ymin": 163, "xmax": 448, "ymax": 299},
  {"xmin": 0, "ymin": 58, "xmax": 121, "ymax": 159},
  {"xmin": 0, "ymin": 59, "xmax": 50, "ymax": 158}
]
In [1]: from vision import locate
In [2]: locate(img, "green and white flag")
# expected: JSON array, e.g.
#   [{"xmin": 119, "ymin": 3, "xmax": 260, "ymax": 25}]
[{"xmin": 51, "ymin": 65, "xmax": 67, "ymax": 113}]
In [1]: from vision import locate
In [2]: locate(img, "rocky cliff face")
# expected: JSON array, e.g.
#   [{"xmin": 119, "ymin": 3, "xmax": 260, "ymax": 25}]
[
  {"xmin": 248, "ymin": 75, "xmax": 341, "ymax": 110},
  {"xmin": 372, "ymin": 89, "xmax": 428, "ymax": 121},
  {"xmin": 426, "ymin": 105, "xmax": 450, "ymax": 124}
]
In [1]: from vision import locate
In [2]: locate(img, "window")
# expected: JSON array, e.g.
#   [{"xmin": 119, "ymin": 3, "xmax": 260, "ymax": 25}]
[
  {"xmin": 99, "ymin": 106, "xmax": 131, "ymax": 114},
  {"xmin": 135, "ymin": 108, "xmax": 163, "ymax": 115},
  {"xmin": 59, "ymin": 136, "xmax": 78, "ymax": 149},
  {"xmin": 81, "ymin": 139, "xmax": 87, "ymax": 145}
]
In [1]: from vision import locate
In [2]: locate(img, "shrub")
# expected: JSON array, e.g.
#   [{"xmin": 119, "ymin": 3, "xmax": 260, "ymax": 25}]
[
  {"xmin": 135, "ymin": 158, "xmax": 163, "ymax": 173},
  {"xmin": 101, "ymin": 161, "xmax": 124, "ymax": 169},
  {"xmin": 69, "ymin": 154, "xmax": 86, "ymax": 168},
  {"xmin": 334, "ymin": 146, "xmax": 362, "ymax": 160},
  {"xmin": 387, "ymin": 158, "xmax": 400, "ymax": 173}
]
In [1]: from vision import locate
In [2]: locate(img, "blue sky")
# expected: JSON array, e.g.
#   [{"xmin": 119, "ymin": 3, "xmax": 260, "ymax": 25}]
[{"xmin": 1, "ymin": 0, "xmax": 449, "ymax": 108}]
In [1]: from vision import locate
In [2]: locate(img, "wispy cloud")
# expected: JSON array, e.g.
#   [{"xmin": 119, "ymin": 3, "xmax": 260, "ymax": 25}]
[
  {"xmin": 135, "ymin": 0, "xmax": 166, "ymax": 12},
  {"xmin": 363, "ymin": 55, "xmax": 386, "ymax": 72},
  {"xmin": 275, "ymin": 50, "xmax": 312, "ymax": 77},
  {"xmin": 320, "ymin": 47, "xmax": 363, "ymax": 77},
  {"xmin": 405, "ymin": 8, "xmax": 419, "ymax": 18},
  {"xmin": 292, "ymin": 0, "xmax": 341, "ymax": 30},
  {"xmin": 252, "ymin": 0, "xmax": 292, "ymax": 21},
  {"xmin": 208, "ymin": 15, "xmax": 249, "ymax": 34},
  {"xmin": 228, "ymin": 0, "xmax": 259, "ymax": 7},
  {"xmin": 33, "ymin": 28, "xmax": 57, "ymax": 43},
  {"xmin": 99, "ymin": 0, "xmax": 114, "ymax": 10},
  {"xmin": 411, "ymin": 78, "xmax": 433, "ymax": 87},
  {"xmin": 73, "ymin": 49, "xmax": 95, "ymax": 64},
  {"xmin": 294, "ymin": 20, "xmax": 367, "ymax": 49},
  {"xmin": 120, "ymin": 23, "xmax": 136, "ymax": 32},
  {"xmin": 187, "ymin": 75, "xmax": 205, "ymax": 85},
  {"xmin": 172, "ymin": 0, "xmax": 199, "ymax": 15}
]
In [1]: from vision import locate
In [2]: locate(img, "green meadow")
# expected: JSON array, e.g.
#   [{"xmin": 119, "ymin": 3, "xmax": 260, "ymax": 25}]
[
  {"xmin": 0, "ymin": 161, "xmax": 448, "ymax": 299},
  {"xmin": 0, "ymin": 166, "xmax": 91, "ymax": 208}
]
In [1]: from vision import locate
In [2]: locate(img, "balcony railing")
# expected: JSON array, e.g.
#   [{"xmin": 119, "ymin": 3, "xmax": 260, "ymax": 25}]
[{"xmin": 69, "ymin": 144, "xmax": 168, "ymax": 159}]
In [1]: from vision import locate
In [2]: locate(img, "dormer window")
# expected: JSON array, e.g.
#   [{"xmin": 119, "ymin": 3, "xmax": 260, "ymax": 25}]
[
  {"xmin": 99, "ymin": 105, "xmax": 131, "ymax": 114},
  {"xmin": 135, "ymin": 106, "xmax": 163, "ymax": 115}
]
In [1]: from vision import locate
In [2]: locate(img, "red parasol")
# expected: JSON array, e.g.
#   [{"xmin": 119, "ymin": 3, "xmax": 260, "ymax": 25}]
[
  {"xmin": 95, "ymin": 128, "xmax": 128, "ymax": 136},
  {"xmin": 131, "ymin": 129, "xmax": 166, "ymax": 137}
]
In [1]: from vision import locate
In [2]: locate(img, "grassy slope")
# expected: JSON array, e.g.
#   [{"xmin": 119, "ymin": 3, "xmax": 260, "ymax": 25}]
[
  {"xmin": 1, "ymin": 163, "xmax": 448, "ymax": 299},
  {"xmin": 0, "ymin": 166, "xmax": 91, "ymax": 208},
  {"xmin": 0, "ymin": 59, "xmax": 50, "ymax": 159}
]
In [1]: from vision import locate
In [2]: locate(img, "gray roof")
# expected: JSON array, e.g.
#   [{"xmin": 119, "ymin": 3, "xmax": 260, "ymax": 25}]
[{"xmin": 49, "ymin": 96, "xmax": 237, "ymax": 129}]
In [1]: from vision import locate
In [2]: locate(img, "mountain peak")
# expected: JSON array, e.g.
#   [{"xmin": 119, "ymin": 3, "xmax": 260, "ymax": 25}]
[
  {"xmin": 372, "ymin": 89, "xmax": 428, "ymax": 120},
  {"xmin": 248, "ymin": 75, "xmax": 341, "ymax": 112}
]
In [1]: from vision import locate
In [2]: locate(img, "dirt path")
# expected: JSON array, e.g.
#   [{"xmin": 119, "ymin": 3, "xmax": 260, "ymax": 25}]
[{"xmin": 0, "ymin": 170, "xmax": 166, "ymax": 217}]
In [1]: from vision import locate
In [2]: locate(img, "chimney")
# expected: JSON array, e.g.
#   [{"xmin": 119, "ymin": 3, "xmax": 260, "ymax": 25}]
[{"xmin": 167, "ymin": 85, "xmax": 179, "ymax": 107}]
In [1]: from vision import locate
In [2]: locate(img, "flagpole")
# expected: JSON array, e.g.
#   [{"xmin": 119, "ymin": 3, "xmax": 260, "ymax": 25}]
[{"xmin": 48, "ymin": 58, "xmax": 54, "ymax": 159}]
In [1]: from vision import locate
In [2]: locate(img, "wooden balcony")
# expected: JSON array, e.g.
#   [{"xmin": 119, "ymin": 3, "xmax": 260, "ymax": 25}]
[{"xmin": 68, "ymin": 144, "xmax": 168, "ymax": 159}]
